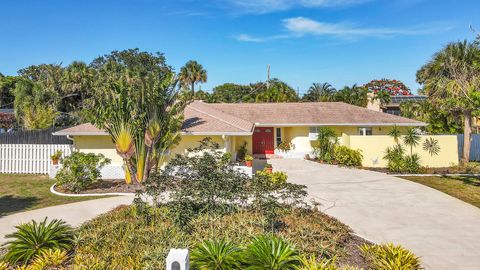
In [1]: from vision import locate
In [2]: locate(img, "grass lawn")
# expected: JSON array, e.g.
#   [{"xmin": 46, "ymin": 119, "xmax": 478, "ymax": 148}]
[
  {"xmin": 402, "ymin": 175, "xmax": 480, "ymax": 208},
  {"xmin": 0, "ymin": 174, "xmax": 104, "ymax": 216}
]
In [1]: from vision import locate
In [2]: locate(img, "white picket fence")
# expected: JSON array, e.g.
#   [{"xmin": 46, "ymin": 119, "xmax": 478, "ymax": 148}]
[{"xmin": 0, "ymin": 144, "xmax": 72, "ymax": 174}]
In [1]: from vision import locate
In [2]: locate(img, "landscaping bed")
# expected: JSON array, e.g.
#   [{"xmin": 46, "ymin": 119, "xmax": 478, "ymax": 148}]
[
  {"xmin": 73, "ymin": 204, "xmax": 369, "ymax": 269},
  {"xmin": 53, "ymin": 179, "xmax": 143, "ymax": 194},
  {"xmin": 363, "ymin": 163, "xmax": 480, "ymax": 175}
]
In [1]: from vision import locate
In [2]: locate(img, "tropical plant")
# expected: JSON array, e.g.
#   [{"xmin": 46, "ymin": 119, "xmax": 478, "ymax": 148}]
[
  {"xmin": 333, "ymin": 146, "xmax": 363, "ymax": 167},
  {"xmin": 237, "ymin": 141, "xmax": 248, "ymax": 161},
  {"xmin": 360, "ymin": 243, "xmax": 422, "ymax": 270},
  {"xmin": 422, "ymin": 137, "xmax": 440, "ymax": 156},
  {"xmin": 191, "ymin": 239, "xmax": 242, "ymax": 270},
  {"xmin": 55, "ymin": 152, "xmax": 110, "ymax": 192},
  {"xmin": 179, "ymin": 60, "xmax": 207, "ymax": 95},
  {"xmin": 3, "ymin": 218, "xmax": 74, "ymax": 265},
  {"xmin": 276, "ymin": 141, "xmax": 293, "ymax": 152},
  {"xmin": 403, "ymin": 128, "xmax": 421, "ymax": 156},
  {"xmin": 50, "ymin": 150, "xmax": 62, "ymax": 161},
  {"xmin": 212, "ymin": 83, "xmax": 253, "ymax": 103},
  {"xmin": 303, "ymin": 83, "xmax": 336, "ymax": 102},
  {"xmin": 297, "ymin": 256, "xmax": 339, "ymax": 270},
  {"xmin": 312, "ymin": 127, "xmax": 338, "ymax": 163},
  {"xmin": 29, "ymin": 249, "xmax": 68, "ymax": 270},
  {"xmin": 383, "ymin": 144, "xmax": 406, "ymax": 173},
  {"xmin": 388, "ymin": 125, "xmax": 402, "ymax": 144},
  {"xmin": 241, "ymin": 235, "xmax": 301, "ymax": 270},
  {"xmin": 373, "ymin": 89, "xmax": 392, "ymax": 107},
  {"xmin": 334, "ymin": 85, "xmax": 368, "ymax": 107},
  {"xmin": 255, "ymin": 79, "xmax": 299, "ymax": 103},
  {"xmin": 89, "ymin": 49, "xmax": 186, "ymax": 184},
  {"xmin": 245, "ymin": 154, "xmax": 254, "ymax": 162},
  {"xmin": 417, "ymin": 39, "xmax": 480, "ymax": 165},
  {"xmin": 400, "ymin": 100, "xmax": 462, "ymax": 134}
]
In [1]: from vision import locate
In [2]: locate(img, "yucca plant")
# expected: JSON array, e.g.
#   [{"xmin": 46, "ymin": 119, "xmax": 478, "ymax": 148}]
[
  {"xmin": 28, "ymin": 249, "xmax": 68, "ymax": 270},
  {"xmin": 360, "ymin": 243, "xmax": 422, "ymax": 270},
  {"xmin": 191, "ymin": 239, "xmax": 242, "ymax": 270},
  {"xmin": 3, "ymin": 218, "xmax": 74, "ymax": 265},
  {"xmin": 242, "ymin": 235, "xmax": 301, "ymax": 270}
]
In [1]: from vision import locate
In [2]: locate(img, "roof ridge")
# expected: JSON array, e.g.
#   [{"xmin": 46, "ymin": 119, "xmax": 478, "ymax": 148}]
[{"xmin": 188, "ymin": 102, "xmax": 254, "ymax": 132}]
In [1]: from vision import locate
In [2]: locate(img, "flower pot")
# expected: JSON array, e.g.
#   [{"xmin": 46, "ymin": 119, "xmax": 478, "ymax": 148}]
[
  {"xmin": 245, "ymin": 160, "xmax": 253, "ymax": 167},
  {"xmin": 265, "ymin": 167, "xmax": 273, "ymax": 173},
  {"xmin": 51, "ymin": 159, "xmax": 59, "ymax": 165}
]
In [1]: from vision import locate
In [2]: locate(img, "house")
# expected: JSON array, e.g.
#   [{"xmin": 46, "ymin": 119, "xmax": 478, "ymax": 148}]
[
  {"xmin": 53, "ymin": 101, "xmax": 459, "ymax": 178},
  {"xmin": 366, "ymin": 93, "xmax": 427, "ymax": 116}
]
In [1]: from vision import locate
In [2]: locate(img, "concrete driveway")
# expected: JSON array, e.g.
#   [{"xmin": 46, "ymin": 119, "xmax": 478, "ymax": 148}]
[
  {"xmin": 0, "ymin": 196, "xmax": 134, "ymax": 244},
  {"xmin": 270, "ymin": 159, "xmax": 480, "ymax": 270}
]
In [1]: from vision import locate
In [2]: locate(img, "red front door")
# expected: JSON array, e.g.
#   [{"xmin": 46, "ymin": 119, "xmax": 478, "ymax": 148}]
[{"xmin": 253, "ymin": 127, "xmax": 275, "ymax": 155}]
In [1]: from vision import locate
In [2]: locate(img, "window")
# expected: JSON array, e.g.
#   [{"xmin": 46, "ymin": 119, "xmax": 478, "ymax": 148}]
[
  {"xmin": 358, "ymin": 127, "xmax": 373, "ymax": 136},
  {"xmin": 276, "ymin": 128, "xmax": 282, "ymax": 146}
]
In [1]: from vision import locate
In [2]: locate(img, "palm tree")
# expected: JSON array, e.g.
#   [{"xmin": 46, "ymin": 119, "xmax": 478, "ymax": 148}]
[
  {"xmin": 62, "ymin": 61, "xmax": 94, "ymax": 107},
  {"xmin": 179, "ymin": 60, "xmax": 207, "ymax": 95},
  {"xmin": 416, "ymin": 40, "xmax": 480, "ymax": 164},
  {"xmin": 335, "ymin": 84, "xmax": 368, "ymax": 107},
  {"xmin": 373, "ymin": 89, "xmax": 392, "ymax": 107},
  {"xmin": 303, "ymin": 82, "xmax": 336, "ymax": 102}
]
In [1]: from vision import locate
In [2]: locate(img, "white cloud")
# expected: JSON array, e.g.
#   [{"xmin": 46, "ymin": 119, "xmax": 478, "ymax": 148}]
[
  {"xmin": 235, "ymin": 17, "xmax": 451, "ymax": 42},
  {"xmin": 225, "ymin": 0, "xmax": 371, "ymax": 13},
  {"xmin": 235, "ymin": 34, "xmax": 265, "ymax": 42}
]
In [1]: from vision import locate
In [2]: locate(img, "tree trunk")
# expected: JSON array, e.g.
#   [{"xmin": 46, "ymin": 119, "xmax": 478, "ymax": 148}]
[
  {"xmin": 461, "ymin": 110, "xmax": 472, "ymax": 165},
  {"xmin": 191, "ymin": 82, "xmax": 195, "ymax": 96}
]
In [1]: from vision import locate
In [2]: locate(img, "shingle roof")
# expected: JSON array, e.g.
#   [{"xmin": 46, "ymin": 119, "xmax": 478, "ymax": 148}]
[{"xmin": 53, "ymin": 101, "xmax": 425, "ymax": 136}]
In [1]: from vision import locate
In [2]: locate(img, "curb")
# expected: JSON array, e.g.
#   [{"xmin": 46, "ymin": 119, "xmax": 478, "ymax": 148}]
[{"xmin": 50, "ymin": 183, "xmax": 136, "ymax": 197}]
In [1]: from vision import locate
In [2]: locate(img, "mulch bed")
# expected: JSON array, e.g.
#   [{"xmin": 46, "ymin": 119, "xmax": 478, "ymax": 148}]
[
  {"xmin": 339, "ymin": 234, "xmax": 371, "ymax": 269},
  {"xmin": 54, "ymin": 180, "xmax": 144, "ymax": 194}
]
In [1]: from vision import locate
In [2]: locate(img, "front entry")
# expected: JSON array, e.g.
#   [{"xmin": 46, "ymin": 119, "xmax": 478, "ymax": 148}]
[{"xmin": 252, "ymin": 127, "xmax": 275, "ymax": 155}]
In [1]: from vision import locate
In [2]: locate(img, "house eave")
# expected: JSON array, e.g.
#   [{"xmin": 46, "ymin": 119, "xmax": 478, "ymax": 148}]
[{"xmin": 255, "ymin": 123, "xmax": 427, "ymax": 127}]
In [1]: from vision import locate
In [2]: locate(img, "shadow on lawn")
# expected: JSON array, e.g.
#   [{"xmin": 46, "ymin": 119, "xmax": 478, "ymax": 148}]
[
  {"xmin": 450, "ymin": 176, "xmax": 480, "ymax": 187},
  {"xmin": 0, "ymin": 195, "xmax": 39, "ymax": 217}
]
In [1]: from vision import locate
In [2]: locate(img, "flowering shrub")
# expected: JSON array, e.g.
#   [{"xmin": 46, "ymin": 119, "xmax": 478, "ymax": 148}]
[{"xmin": 364, "ymin": 79, "xmax": 411, "ymax": 96}]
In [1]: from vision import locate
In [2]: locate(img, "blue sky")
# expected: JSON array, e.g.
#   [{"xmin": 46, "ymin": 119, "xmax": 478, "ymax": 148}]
[{"xmin": 0, "ymin": 0, "xmax": 479, "ymax": 94}]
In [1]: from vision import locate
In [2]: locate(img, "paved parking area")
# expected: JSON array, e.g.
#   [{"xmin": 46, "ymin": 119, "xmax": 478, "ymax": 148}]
[{"xmin": 270, "ymin": 159, "xmax": 480, "ymax": 270}]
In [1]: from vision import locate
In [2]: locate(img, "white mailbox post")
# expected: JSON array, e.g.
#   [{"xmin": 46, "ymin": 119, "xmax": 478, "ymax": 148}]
[{"xmin": 166, "ymin": 249, "xmax": 189, "ymax": 270}]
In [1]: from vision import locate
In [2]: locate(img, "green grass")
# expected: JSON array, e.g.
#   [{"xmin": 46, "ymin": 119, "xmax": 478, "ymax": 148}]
[
  {"xmin": 0, "ymin": 174, "xmax": 104, "ymax": 216},
  {"xmin": 401, "ymin": 176, "xmax": 480, "ymax": 208}
]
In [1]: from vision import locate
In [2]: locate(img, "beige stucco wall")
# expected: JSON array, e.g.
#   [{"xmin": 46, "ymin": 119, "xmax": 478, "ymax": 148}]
[
  {"xmin": 73, "ymin": 135, "xmax": 123, "ymax": 165},
  {"xmin": 348, "ymin": 135, "xmax": 459, "ymax": 167}
]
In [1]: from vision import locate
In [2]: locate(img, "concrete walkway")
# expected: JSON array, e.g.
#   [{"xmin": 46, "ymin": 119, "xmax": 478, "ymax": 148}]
[
  {"xmin": 270, "ymin": 159, "xmax": 480, "ymax": 270},
  {"xmin": 0, "ymin": 195, "xmax": 134, "ymax": 244}
]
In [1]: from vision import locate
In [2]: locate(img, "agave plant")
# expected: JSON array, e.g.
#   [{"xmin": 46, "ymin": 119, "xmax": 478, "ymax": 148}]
[
  {"xmin": 191, "ymin": 239, "xmax": 242, "ymax": 270},
  {"xmin": 242, "ymin": 235, "xmax": 301, "ymax": 270},
  {"xmin": 3, "ymin": 218, "xmax": 74, "ymax": 264},
  {"xmin": 360, "ymin": 243, "xmax": 422, "ymax": 270}
]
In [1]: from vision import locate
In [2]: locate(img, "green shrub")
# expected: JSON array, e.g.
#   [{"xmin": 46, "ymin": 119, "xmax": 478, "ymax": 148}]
[
  {"xmin": 404, "ymin": 154, "xmax": 421, "ymax": 174},
  {"xmin": 3, "ymin": 218, "xmax": 74, "ymax": 265},
  {"xmin": 312, "ymin": 128, "xmax": 338, "ymax": 163},
  {"xmin": 277, "ymin": 141, "xmax": 293, "ymax": 152},
  {"xmin": 237, "ymin": 141, "xmax": 248, "ymax": 161},
  {"xmin": 55, "ymin": 152, "xmax": 110, "ymax": 192},
  {"xmin": 241, "ymin": 235, "xmax": 301, "ymax": 270},
  {"xmin": 360, "ymin": 243, "xmax": 422, "ymax": 270},
  {"xmin": 297, "ymin": 256, "xmax": 338, "ymax": 270},
  {"xmin": 333, "ymin": 146, "xmax": 363, "ymax": 167},
  {"xmin": 383, "ymin": 144, "xmax": 406, "ymax": 173},
  {"xmin": 191, "ymin": 239, "xmax": 242, "ymax": 270}
]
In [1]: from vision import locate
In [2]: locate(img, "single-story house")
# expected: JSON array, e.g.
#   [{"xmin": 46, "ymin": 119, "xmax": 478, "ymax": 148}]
[{"xmin": 53, "ymin": 101, "xmax": 458, "ymax": 178}]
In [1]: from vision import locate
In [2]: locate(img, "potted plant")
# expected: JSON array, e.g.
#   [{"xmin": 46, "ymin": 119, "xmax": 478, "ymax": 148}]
[
  {"xmin": 245, "ymin": 155, "xmax": 253, "ymax": 167},
  {"xmin": 50, "ymin": 150, "xmax": 63, "ymax": 165},
  {"xmin": 265, "ymin": 163, "xmax": 273, "ymax": 173}
]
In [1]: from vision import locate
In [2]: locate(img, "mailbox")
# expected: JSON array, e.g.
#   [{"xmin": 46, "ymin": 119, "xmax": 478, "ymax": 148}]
[{"xmin": 166, "ymin": 249, "xmax": 189, "ymax": 270}]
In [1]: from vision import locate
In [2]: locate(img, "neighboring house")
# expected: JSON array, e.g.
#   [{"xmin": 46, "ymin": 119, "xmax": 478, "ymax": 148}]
[
  {"xmin": 366, "ymin": 93, "xmax": 427, "ymax": 116},
  {"xmin": 53, "ymin": 101, "xmax": 458, "ymax": 178}
]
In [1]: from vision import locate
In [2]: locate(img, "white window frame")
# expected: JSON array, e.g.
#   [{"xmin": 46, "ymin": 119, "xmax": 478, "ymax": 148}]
[{"xmin": 358, "ymin": 127, "xmax": 373, "ymax": 136}]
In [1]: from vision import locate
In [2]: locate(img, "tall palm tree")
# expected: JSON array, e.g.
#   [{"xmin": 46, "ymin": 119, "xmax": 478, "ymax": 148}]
[
  {"xmin": 62, "ymin": 61, "xmax": 94, "ymax": 108},
  {"xmin": 179, "ymin": 60, "xmax": 207, "ymax": 95},
  {"xmin": 335, "ymin": 84, "xmax": 368, "ymax": 107},
  {"xmin": 416, "ymin": 40, "xmax": 480, "ymax": 164},
  {"xmin": 373, "ymin": 89, "xmax": 392, "ymax": 107},
  {"xmin": 303, "ymin": 82, "xmax": 336, "ymax": 102}
]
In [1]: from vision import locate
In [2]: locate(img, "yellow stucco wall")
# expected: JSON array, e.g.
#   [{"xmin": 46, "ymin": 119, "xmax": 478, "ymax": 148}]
[
  {"xmin": 348, "ymin": 135, "xmax": 459, "ymax": 167},
  {"xmin": 73, "ymin": 136, "xmax": 123, "ymax": 165}
]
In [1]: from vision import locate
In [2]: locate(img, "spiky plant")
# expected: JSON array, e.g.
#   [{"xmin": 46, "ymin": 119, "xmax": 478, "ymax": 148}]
[
  {"xmin": 296, "ymin": 256, "xmax": 338, "ymax": 270},
  {"xmin": 29, "ymin": 249, "xmax": 68, "ymax": 270},
  {"xmin": 403, "ymin": 128, "xmax": 421, "ymax": 155},
  {"xmin": 360, "ymin": 243, "xmax": 422, "ymax": 270},
  {"xmin": 422, "ymin": 137, "xmax": 440, "ymax": 156},
  {"xmin": 241, "ymin": 235, "xmax": 301, "ymax": 270},
  {"xmin": 0, "ymin": 261, "xmax": 8, "ymax": 270},
  {"xmin": 3, "ymin": 218, "xmax": 74, "ymax": 265},
  {"xmin": 387, "ymin": 125, "xmax": 402, "ymax": 144},
  {"xmin": 191, "ymin": 239, "xmax": 242, "ymax": 270}
]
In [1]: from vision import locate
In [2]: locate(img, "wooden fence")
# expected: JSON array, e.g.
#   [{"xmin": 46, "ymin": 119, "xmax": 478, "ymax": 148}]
[
  {"xmin": 0, "ymin": 144, "xmax": 72, "ymax": 174},
  {"xmin": 457, "ymin": 134, "xmax": 480, "ymax": 161},
  {"xmin": 0, "ymin": 128, "xmax": 72, "ymax": 144}
]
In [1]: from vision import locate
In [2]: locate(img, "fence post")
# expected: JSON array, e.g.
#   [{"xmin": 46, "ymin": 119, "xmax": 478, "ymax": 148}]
[{"xmin": 166, "ymin": 249, "xmax": 189, "ymax": 270}]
